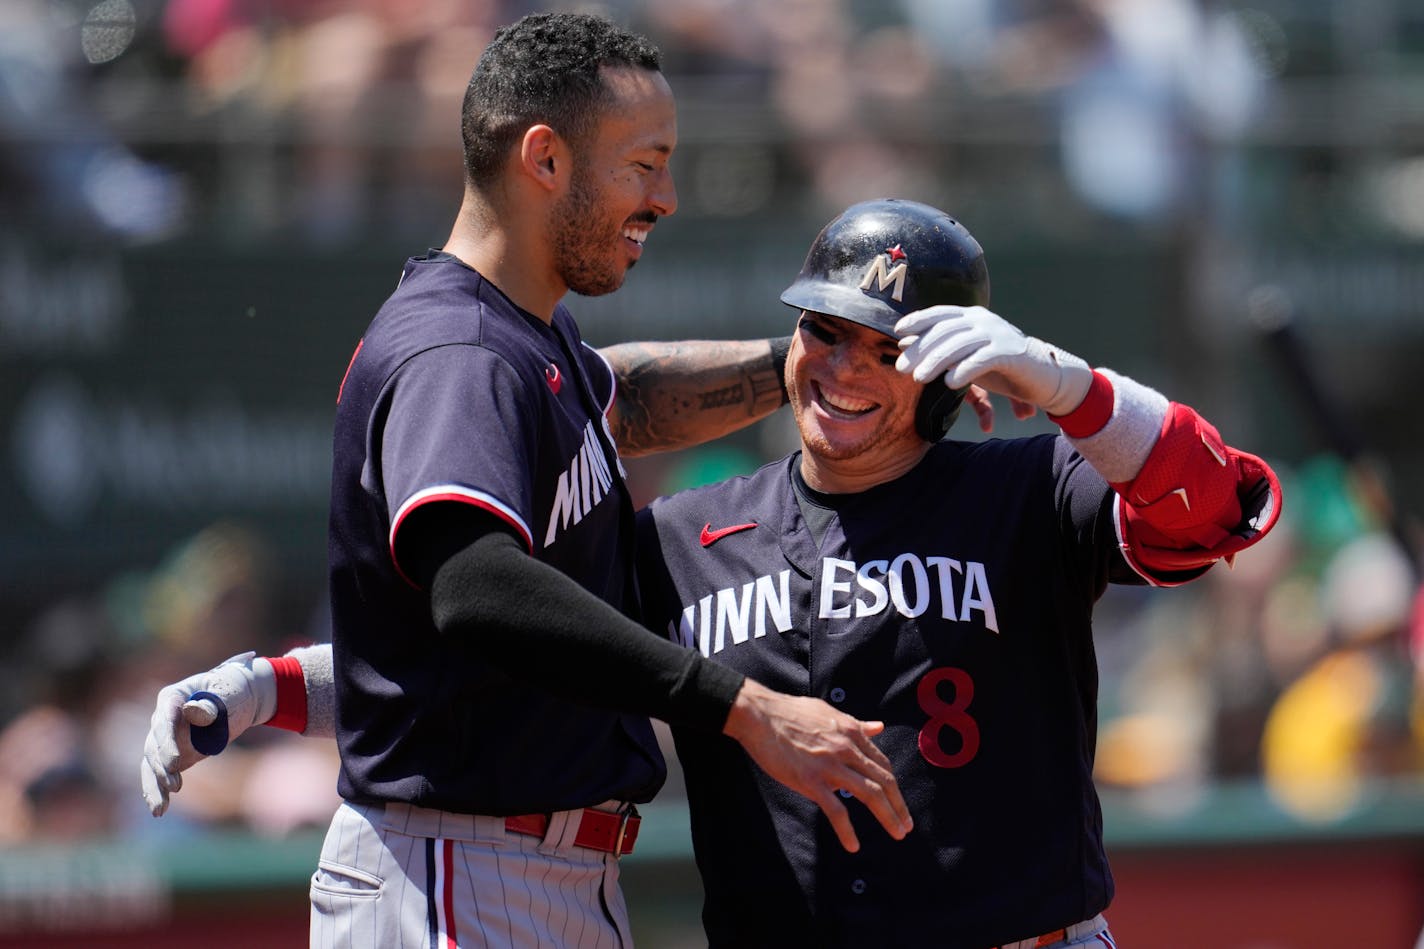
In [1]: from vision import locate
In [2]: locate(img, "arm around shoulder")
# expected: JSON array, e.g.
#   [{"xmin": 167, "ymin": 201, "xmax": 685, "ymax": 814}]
[{"xmin": 599, "ymin": 337, "xmax": 790, "ymax": 457}]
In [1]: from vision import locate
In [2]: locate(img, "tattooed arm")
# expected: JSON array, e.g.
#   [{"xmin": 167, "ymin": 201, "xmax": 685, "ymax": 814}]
[
  {"xmin": 599, "ymin": 338, "xmax": 790, "ymax": 458},
  {"xmin": 599, "ymin": 337, "xmax": 1001, "ymax": 457}
]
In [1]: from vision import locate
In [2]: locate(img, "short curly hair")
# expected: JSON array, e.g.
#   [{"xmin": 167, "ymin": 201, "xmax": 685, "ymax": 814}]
[{"xmin": 460, "ymin": 13, "xmax": 663, "ymax": 187}]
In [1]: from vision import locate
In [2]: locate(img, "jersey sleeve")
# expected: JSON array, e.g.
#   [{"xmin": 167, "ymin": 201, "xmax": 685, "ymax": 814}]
[
  {"xmin": 380, "ymin": 344, "xmax": 540, "ymax": 582},
  {"xmin": 633, "ymin": 504, "xmax": 678, "ymax": 637},
  {"xmin": 578, "ymin": 341, "xmax": 618, "ymax": 418},
  {"xmin": 1049, "ymin": 436, "xmax": 1158, "ymax": 592}
]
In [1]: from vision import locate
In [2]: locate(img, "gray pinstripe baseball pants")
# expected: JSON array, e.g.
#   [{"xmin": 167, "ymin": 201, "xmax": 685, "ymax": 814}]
[{"xmin": 309, "ymin": 801, "xmax": 634, "ymax": 949}]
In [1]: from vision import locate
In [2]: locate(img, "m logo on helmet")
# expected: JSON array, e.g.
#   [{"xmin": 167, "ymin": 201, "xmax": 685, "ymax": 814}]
[{"xmin": 859, "ymin": 244, "xmax": 909, "ymax": 303}]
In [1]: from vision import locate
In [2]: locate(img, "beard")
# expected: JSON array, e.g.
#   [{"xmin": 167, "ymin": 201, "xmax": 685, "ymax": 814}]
[
  {"xmin": 551, "ymin": 168, "xmax": 629, "ymax": 298},
  {"xmin": 790, "ymin": 381, "xmax": 924, "ymax": 464}
]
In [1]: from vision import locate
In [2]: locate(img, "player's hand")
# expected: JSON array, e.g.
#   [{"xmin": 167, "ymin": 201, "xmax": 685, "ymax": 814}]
[
  {"xmin": 139, "ymin": 651, "xmax": 277, "ymax": 817},
  {"xmin": 722, "ymin": 678, "xmax": 912, "ymax": 852},
  {"xmin": 959, "ymin": 384, "xmax": 1037, "ymax": 432},
  {"xmin": 896, "ymin": 305, "xmax": 1092, "ymax": 416}
]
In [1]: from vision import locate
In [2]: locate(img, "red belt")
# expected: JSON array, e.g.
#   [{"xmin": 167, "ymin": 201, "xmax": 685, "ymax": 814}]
[
  {"xmin": 990, "ymin": 929, "xmax": 1068, "ymax": 949},
  {"xmin": 505, "ymin": 806, "xmax": 640, "ymax": 856}
]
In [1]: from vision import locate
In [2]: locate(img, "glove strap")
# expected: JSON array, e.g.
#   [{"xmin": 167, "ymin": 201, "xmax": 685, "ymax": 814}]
[{"xmin": 266, "ymin": 655, "xmax": 309, "ymax": 733}]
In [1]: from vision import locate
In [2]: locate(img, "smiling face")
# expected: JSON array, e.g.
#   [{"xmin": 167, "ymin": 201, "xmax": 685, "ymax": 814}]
[
  {"xmin": 787, "ymin": 310, "xmax": 931, "ymax": 492},
  {"xmin": 551, "ymin": 66, "xmax": 678, "ymax": 297}
]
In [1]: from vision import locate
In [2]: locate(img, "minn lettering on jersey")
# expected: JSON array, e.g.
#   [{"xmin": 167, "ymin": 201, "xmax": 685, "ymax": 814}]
[
  {"xmin": 544, "ymin": 421, "xmax": 614, "ymax": 548},
  {"xmin": 669, "ymin": 555, "xmax": 1000, "ymax": 656}
]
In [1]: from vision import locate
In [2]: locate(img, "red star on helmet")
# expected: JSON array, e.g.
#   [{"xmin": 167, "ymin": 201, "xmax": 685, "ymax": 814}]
[{"xmin": 886, "ymin": 244, "xmax": 907, "ymax": 262}]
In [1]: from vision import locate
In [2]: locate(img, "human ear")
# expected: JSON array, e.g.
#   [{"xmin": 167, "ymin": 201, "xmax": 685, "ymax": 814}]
[{"xmin": 519, "ymin": 124, "xmax": 564, "ymax": 191}]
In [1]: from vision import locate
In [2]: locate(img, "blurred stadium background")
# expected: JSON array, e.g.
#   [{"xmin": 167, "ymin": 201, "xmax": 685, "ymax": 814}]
[{"xmin": 1, "ymin": 0, "xmax": 1423, "ymax": 946}]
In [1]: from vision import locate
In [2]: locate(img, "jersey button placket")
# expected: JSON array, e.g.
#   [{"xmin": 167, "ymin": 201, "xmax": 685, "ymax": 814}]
[
  {"xmin": 850, "ymin": 879, "xmax": 867, "ymax": 895},
  {"xmin": 829, "ymin": 686, "xmax": 846, "ymax": 703}
]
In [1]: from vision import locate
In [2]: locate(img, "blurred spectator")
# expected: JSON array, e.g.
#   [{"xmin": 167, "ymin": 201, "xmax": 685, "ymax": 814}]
[
  {"xmin": 0, "ymin": 598, "xmax": 120, "ymax": 842},
  {"xmin": 1261, "ymin": 530, "xmax": 1423, "ymax": 821},
  {"xmin": 0, "ymin": 521, "xmax": 338, "ymax": 843},
  {"xmin": 106, "ymin": 521, "xmax": 339, "ymax": 836},
  {"xmin": 164, "ymin": 0, "xmax": 502, "ymax": 241},
  {"xmin": 901, "ymin": 0, "xmax": 1268, "ymax": 223},
  {"xmin": 1413, "ymin": 581, "xmax": 1424, "ymax": 752},
  {"xmin": 0, "ymin": 0, "xmax": 189, "ymax": 240},
  {"xmin": 1093, "ymin": 476, "xmax": 1306, "ymax": 795}
]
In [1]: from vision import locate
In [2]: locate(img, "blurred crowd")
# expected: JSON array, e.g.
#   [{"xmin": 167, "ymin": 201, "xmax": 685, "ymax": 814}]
[
  {"xmin": 1, "ymin": 0, "xmax": 1281, "ymax": 245},
  {"xmin": 1, "ymin": 0, "xmax": 1422, "ymax": 850},
  {"xmin": 0, "ymin": 521, "xmax": 340, "ymax": 844},
  {"xmin": 1090, "ymin": 453, "xmax": 1424, "ymax": 821}
]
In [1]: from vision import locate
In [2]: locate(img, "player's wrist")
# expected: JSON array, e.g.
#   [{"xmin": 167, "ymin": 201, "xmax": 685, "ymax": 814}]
[
  {"xmin": 1033, "ymin": 342, "xmax": 1093, "ymax": 416},
  {"xmin": 1049, "ymin": 369, "xmax": 1114, "ymax": 437},
  {"xmin": 262, "ymin": 655, "xmax": 309, "ymax": 733},
  {"xmin": 249, "ymin": 657, "xmax": 278, "ymax": 725},
  {"xmin": 721, "ymin": 677, "xmax": 766, "ymax": 740}
]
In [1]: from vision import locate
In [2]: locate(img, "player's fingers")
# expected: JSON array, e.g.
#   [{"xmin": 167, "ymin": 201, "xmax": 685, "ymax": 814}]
[
  {"xmin": 1010, "ymin": 396, "xmax": 1038, "ymax": 420},
  {"xmin": 139, "ymin": 757, "xmax": 168, "ymax": 817},
  {"xmin": 144, "ymin": 746, "xmax": 182, "ymax": 796},
  {"xmin": 899, "ymin": 307, "xmax": 990, "ymax": 361},
  {"xmin": 150, "ymin": 690, "xmax": 187, "ymax": 764},
  {"xmin": 848, "ymin": 720, "xmax": 890, "ymax": 763},
  {"xmin": 824, "ymin": 720, "xmax": 913, "ymax": 840},
  {"xmin": 941, "ymin": 348, "xmax": 1007, "ymax": 390},
  {"xmin": 894, "ymin": 305, "xmax": 968, "ymax": 339},
  {"xmin": 182, "ymin": 698, "xmax": 220, "ymax": 727},
  {"xmin": 868, "ymin": 772, "xmax": 912, "ymax": 838},
  {"xmin": 899, "ymin": 332, "xmax": 986, "ymax": 384},
  {"xmin": 841, "ymin": 743, "xmax": 913, "ymax": 839},
  {"xmin": 145, "ymin": 724, "xmax": 178, "ymax": 778},
  {"xmin": 896, "ymin": 309, "xmax": 973, "ymax": 352},
  {"xmin": 965, "ymin": 385, "xmax": 996, "ymax": 432},
  {"xmin": 812, "ymin": 788, "xmax": 860, "ymax": 853},
  {"xmin": 141, "ymin": 731, "xmax": 183, "ymax": 814}
]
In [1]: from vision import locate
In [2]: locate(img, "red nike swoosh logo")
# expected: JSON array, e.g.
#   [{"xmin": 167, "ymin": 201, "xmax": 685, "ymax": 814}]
[
  {"xmin": 545, "ymin": 364, "xmax": 562, "ymax": 394},
  {"xmin": 700, "ymin": 522, "xmax": 757, "ymax": 547}
]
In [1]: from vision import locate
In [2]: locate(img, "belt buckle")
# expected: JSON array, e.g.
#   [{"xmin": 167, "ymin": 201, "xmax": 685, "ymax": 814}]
[{"xmin": 611, "ymin": 803, "xmax": 637, "ymax": 858}]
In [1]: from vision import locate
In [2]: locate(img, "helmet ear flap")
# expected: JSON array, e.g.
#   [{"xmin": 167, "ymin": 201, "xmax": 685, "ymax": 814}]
[{"xmin": 915, "ymin": 383, "xmax": 965, "ymax": 442}]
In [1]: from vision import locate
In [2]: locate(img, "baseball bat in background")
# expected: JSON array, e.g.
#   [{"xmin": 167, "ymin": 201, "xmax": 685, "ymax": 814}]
[{"xmin": 1247, "ymin": 284, "xmax": 1421, "ymax": 580}]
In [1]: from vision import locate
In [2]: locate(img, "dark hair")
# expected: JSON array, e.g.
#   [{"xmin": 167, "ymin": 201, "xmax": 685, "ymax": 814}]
[{"xmin": 460, "ymin": 13, "xmax": 663, "ymax": 187}]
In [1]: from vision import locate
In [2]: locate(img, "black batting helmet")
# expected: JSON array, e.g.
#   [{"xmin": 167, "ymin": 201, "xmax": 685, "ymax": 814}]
[{"xmin": 780, "ymin": 198, "xmax": 990, "ymax": 441}]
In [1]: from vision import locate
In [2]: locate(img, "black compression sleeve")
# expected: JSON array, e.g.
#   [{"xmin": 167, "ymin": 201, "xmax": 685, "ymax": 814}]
[{"xmin": 423, "ymin": 520, "xmax": 745, "ymax": 733}]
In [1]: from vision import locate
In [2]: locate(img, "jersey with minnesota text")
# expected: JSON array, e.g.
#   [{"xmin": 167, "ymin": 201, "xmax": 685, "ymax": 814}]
[
  {"xmin": 329, "ymin": 250, "xmax": 663, "ymax": 817},
  {"xmin": 636, "ymin": 436, "xmax": 1142, "ymax": 949}
]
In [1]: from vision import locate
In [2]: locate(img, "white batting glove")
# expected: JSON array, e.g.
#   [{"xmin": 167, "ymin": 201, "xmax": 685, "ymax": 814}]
[
  {"xmin": 139, "ymin": 651, "xmax": 277, "ymax": 817},
  {"xmin": 895, "ymin": 305, "xmax": 1093, "ymax": 417}
]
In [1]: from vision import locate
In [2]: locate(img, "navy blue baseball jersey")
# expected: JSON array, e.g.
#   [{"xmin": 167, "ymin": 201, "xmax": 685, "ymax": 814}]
[
  {"xmin": 636, "ymin": 435, "xmax": 1153, "ymax": 949},
  {"xmin": 329, "ymin": 250, "xmax": 664, "ymax": 816}
]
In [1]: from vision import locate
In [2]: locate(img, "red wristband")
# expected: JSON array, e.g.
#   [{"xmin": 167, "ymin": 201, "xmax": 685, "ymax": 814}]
[
  {"xmin": 1049, "ymin": 370, "xmax": 1114, "ymax": 438},
  {"xmin": 265, "ymin": 655, "xmax": 308, "ymax": 733}
]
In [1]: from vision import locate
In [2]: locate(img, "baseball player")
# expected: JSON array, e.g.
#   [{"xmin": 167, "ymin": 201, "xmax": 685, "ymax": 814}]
[
  {"xmin": 142, "ymin": 199, "xmax": 1281, "ymax": 948},
  {"xmin": 633, "ymin": 198, "xmax": 1279, "ymax": 946},
  {"xmin": 136, "ymin": 14, "xmax": 916, "ymax": 949}
]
